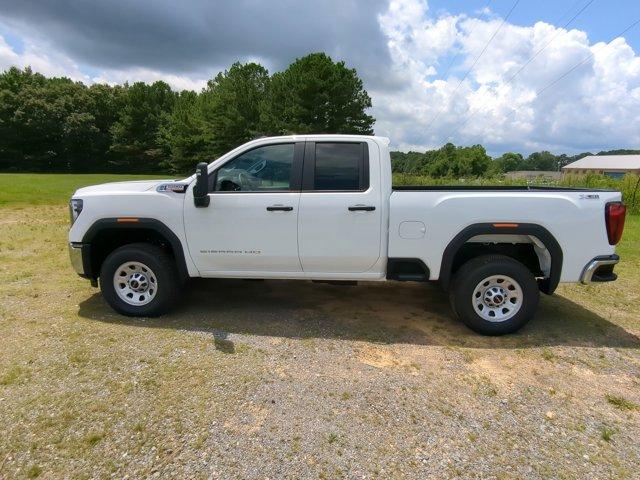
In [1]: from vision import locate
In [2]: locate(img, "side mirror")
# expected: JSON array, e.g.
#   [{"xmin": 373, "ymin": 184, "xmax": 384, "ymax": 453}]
[{"xmin": 193, "ymin": 162, "xmax": 210, "ymax": 208}]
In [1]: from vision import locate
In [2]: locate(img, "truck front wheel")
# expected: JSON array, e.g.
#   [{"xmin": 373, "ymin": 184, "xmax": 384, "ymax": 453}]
[
  {"xmin": 100, "ymin": 243, "xmax": 180, "ymax": 317},
  {"xmin": 449, "ymin": 255, "xmax": 539, "ymax": 335}
]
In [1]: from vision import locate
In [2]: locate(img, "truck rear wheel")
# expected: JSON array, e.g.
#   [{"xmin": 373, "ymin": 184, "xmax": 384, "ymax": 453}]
[
  {"xmin": 449, "ymin": 254, "xmax": 539, "ymax": 335},
  {"xmin": 100, "ymin": 243, "xmax": 180, "ymax": 317}
]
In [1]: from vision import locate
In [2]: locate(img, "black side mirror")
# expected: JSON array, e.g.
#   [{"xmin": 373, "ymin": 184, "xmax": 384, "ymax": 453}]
[{"xmin": 193, "ymin": 162, "xmax": 210, "ymax": 208}]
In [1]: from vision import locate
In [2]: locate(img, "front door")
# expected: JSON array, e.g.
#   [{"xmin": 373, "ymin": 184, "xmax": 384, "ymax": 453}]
[{"xmin": 184, "ymin": 142, "xmax": 304, "ymax": 275}]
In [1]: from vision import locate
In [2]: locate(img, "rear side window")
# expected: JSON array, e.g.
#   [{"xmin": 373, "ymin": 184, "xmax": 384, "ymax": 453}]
[{"xmin": 314, "ymin": 143, "xmax": 367, "ymax": 191}]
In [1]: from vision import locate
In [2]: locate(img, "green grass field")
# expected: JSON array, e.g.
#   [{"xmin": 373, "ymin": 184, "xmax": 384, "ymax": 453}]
[
  {"xmin": 0, "ymin": 173, "xmax": 169, "ymax": 205},
  {"xmin": 1, "ymin": 173, "xmax": 639, "ymax": 478}
]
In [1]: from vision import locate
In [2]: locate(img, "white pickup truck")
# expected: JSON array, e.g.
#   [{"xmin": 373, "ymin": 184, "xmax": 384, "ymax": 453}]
[{"xmin": 68, "ymin": 135, "xmax": 627, "ymax": 335}]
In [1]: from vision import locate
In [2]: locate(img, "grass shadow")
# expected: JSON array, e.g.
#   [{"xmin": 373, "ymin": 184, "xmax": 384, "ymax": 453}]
[{"xmin": 78, "ymin": 279, "xmax": 640, "ymax": 349}]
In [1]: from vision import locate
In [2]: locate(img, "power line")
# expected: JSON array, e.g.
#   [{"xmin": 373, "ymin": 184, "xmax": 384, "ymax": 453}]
[
  {"xmin": 504, "ymin": 0, "xmax": 596, "ymax": 84},
  {"xmin": 450, "ymin": 0, "xmax": 521, "ymax": 100},
  {"xmin": 444, "ymin": 0, "xmax": 596, "ymax": 143},
  {"xmin": 555, "ymin": 0, "xmax": 593, "ymax": 25},
  {"xmin": 438, "ymin": 0, "xmax": 494, "ymax": 81},
  {"xmin": 423, "ymin": 0, "xmax": 520, "ymax": 137},
  {"xmin": 535, "ymin": 16, "xmax": 640, "ymax": 96},
  {"xmin": 445, "ymin": 16, "xmax": 640, "ymax": 146}
]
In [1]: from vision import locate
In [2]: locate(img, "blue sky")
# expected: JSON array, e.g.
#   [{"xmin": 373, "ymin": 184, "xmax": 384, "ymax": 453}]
[
  {"xmin": 0, "ymin": 0, "xmax": 639, "ymax": 155},
  {"xmin": 431, "ymin": 0, "xmax": 640, "ymax": 47}
]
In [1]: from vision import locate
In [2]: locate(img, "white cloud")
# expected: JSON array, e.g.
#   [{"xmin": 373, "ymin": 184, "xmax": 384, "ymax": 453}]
[
  {"xmin": 0, "ymin": 32, "xmax": 207, "ymax": 91},
  {"xmin": 374, "ymin": 0, "xmax": 640, "ymax": 154},
  {"xmin": 0, "ymin": 35, "xmax": 19, "ymax": 66},
  {"xmin": 0, "ymin": 34, "xmax": 90, "ymax": 82},
  {"xmin": 92, "ymin": 68, "xmax": 207, "ymax": 92}
]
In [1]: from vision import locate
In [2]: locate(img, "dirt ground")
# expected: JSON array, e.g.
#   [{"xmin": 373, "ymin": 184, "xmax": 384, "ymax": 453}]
[{"xmin": 1, "ymin": 205, "xmax": 639, "ymax": 479}]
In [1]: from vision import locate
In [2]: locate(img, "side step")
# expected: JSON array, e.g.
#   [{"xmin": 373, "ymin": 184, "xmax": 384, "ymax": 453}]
[{"xmin": 386, "ymin": 258, "xmax": 430, "ymax": 282}]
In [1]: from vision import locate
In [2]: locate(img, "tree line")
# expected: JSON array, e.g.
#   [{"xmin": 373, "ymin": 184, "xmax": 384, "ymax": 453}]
[
  {"xmin": 0, "ymin": 53, "xmax": 374, "ymax": 174},
  {"xmin": 391, "ymin": 146, "xmax": 640, "ymax": 177},
  {"xmin": 1, "ymin": 54, "xmax": 637, "ymax": 177}
]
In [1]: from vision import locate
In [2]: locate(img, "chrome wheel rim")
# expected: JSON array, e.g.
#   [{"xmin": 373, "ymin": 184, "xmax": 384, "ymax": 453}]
[
  {"xmin": 113, "ymin": 261, "xmax": 157, "ymax": 306},
  {"xmin": 472, "ymin": 274, "xmax": 523, "ymax": 322}
]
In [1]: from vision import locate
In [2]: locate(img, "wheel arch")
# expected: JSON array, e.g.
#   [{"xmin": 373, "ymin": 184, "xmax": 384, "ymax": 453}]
[
  {"xmin": 440, "ymin": 223, "xmax": 563, "ymax": 295},
  {"xmin": 81, "ymin": 218, "xmax": 189, "ymax": 282}
]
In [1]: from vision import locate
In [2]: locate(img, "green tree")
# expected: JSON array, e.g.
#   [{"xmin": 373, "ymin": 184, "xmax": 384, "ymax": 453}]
[
  {"xmin": 525, "ymin": 151, "xmax": 558, "ymax": 171},
  {"xmin": 261, "ymin": 52, "xmax": 374, "ymax": 135},
  {"xmin": 85, "ymin": 83, "xmax": 126, "ymax": 170},
  {"xmin": 110, "ymin": 81, "xmax": 176, "ymax": 172},
  {"xmin": 201, "ymin": 62, "xmax": 270, "ymax": 155},
  {"xmin": 0, "ymin": 67, "xmax": 118, "ymax": 172},
  {"xmin": 161, "ymin": 62, "xmax": 270, "ymax": 173},
  {"xmin": 390, "ymin": 151, "xmax": 434, "ymax": 174},
  {"xmin": 597, "ymin": 149, "xmax": 640, "ymax": 155},
  {"xmin": 0, "ymin": 67, "xmax": 41, "ymax": 170},
  {"xmin": 494, "ymin": 152, "xmax": 523, "ymax": 173},
  {"xmin": 428, "ymin": 143, "xmax": 491, "ymax": 177},
  {"xmin": 160, "ymin": 90, "xmax": 210, "ymax": 173},
  {"xmin": 0, "ymin": 55, "xmax": 379, "ymax": 174}
]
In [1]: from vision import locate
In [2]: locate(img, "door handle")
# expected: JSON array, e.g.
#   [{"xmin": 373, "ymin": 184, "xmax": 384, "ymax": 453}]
[
  {"xmin": 348, "ymin": 205, "xmax": 376, "ymax": 211},
  {"xmin": 266, "ymin": 205, "xmax": 293, "ymax": 211}
]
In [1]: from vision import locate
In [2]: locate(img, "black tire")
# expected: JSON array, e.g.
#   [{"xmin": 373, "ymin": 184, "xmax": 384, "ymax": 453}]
[
  {"xmin": 449, "ymin": 254, "xmax": 539, "ymax": 335},
  {"xmin": 100, "ymin": 243, "xmax": 180, "ymax": 317}
]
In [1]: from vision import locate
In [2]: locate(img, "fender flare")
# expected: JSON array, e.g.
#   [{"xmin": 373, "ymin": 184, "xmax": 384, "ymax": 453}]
[
  {"xmin": 439, "ymin": 223, "xmax": 563, "ymax": 295},
  {"xmin": 81, "ymin": 218, "xmax": 190, "ymax": 281}
]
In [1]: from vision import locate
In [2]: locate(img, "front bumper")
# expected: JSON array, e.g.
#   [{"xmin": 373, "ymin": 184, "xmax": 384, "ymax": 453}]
[
  {"xmin": 68, "ymin": 242, "xmax": 93, "ymax": 279},
  {"xmin": 580, "ymin": 254, "xmax": 619, "ymax": 284}
]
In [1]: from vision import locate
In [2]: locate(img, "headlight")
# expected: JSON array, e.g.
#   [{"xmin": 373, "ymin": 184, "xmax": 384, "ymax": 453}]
[{"xmin": 69, "ymin": 198, "xmax": 83, "ymax": 224}]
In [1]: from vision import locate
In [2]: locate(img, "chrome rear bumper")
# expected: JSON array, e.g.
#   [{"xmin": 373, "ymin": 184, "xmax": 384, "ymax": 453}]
[{"xmin": 580, "ymin": 254, "xmax": 619, "ymax": 284}]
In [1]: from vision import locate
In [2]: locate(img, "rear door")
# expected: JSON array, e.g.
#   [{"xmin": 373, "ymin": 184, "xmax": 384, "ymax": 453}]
[{"xmin": 297, "ymin": 141, "xmax": 382, "ymax": 274}]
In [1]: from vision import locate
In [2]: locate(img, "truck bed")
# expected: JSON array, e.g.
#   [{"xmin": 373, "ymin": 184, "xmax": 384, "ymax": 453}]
[{"xmin": 388, "ymin": 187, "xmax": 621, "ymax": 284}]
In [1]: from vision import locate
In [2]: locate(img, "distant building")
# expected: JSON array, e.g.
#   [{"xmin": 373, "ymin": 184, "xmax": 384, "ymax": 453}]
[
  {"xmin": 505, "ymin": 170, "xmax": 562, "ymax": 181},
  {"xmin": 562, "ymin": 155, "xmax": 640, "ymax": 179}
]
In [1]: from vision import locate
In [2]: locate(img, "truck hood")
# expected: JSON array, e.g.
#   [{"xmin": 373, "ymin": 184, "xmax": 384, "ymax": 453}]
[{"xmin": 74, "ymin": 179, "xmax": 174, "ymax": 196}]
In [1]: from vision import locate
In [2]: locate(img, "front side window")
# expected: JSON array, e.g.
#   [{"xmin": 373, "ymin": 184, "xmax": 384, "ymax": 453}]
[
  {"xmin": 214, "ymin": 143, "xmax": 295, "ymax": 192},
  {"xmin": 314, "ymin": 143, "xmax": 365, "ymax": 191}
]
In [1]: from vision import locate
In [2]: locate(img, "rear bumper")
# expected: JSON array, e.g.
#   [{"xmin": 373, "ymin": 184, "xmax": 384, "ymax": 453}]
[
  {"xmin": 69, "ymin": 242, "xmax": 93, "ymax": 279},
  {"xmin": 580, "ymin": 254, "xmax": 619, "ymax": 284}
]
